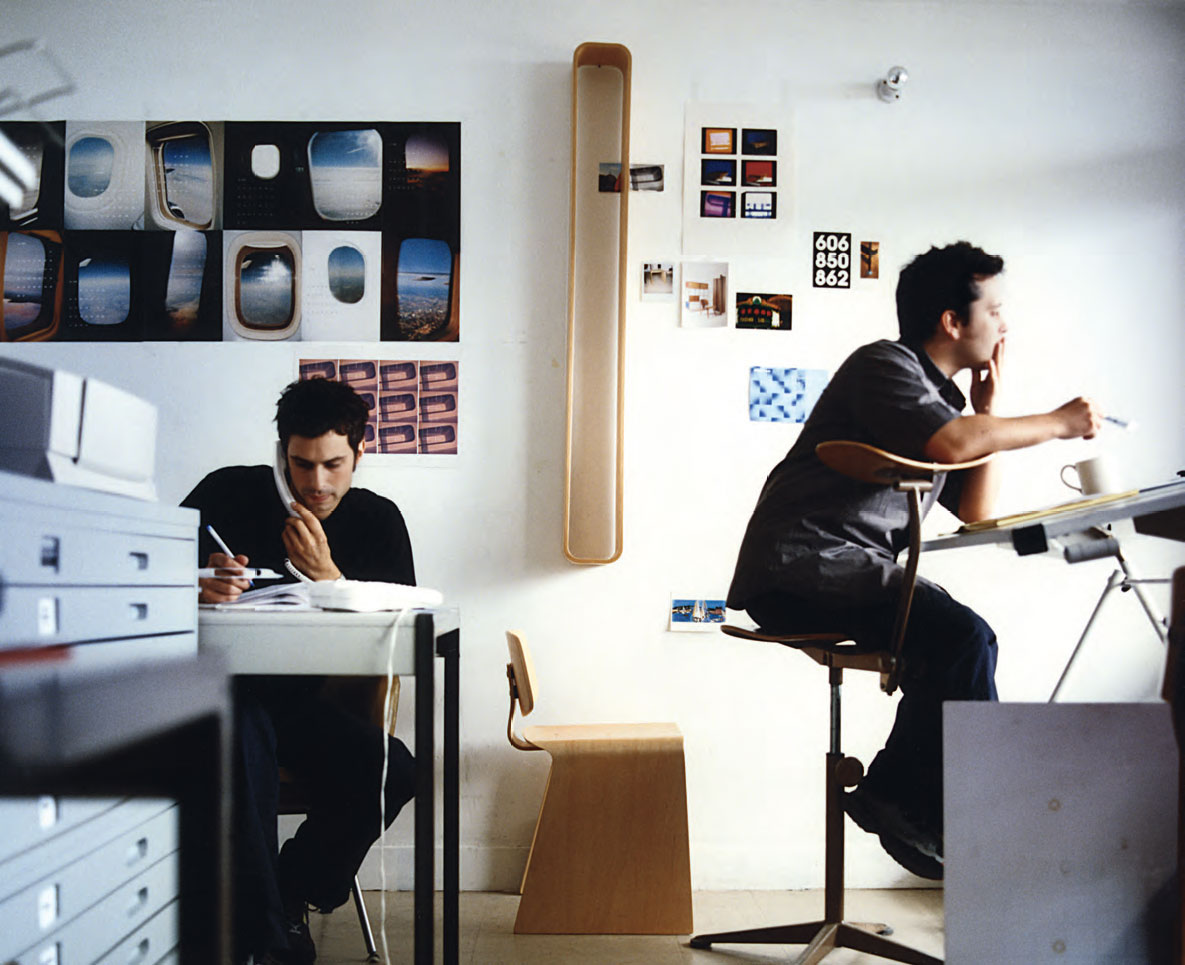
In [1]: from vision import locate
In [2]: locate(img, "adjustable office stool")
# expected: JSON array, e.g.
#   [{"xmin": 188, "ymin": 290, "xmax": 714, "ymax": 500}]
[{"xmin": 691, "ymin": 441, "xmax": 990, "ymax": 965}]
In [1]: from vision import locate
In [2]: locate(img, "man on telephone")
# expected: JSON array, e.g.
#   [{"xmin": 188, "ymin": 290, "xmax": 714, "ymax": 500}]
[{"xmin": 183, "ymin": 378, "xmax": 416, "ymax": 965}]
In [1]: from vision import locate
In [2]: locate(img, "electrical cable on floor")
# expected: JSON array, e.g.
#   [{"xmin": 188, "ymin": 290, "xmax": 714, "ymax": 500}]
[{"xmin": 378, "ymin": 607, "xmax": 413, "ymax": 963}]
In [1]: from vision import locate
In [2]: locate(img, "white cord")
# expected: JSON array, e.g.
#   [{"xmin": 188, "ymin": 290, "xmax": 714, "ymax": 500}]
[
  {"xmin": 285, "ymin": 558, "xmax": 314, "ymax": 583},
  {"xmin": 378, "ymin": 607, "xmax": 414, "ymax": 963}
]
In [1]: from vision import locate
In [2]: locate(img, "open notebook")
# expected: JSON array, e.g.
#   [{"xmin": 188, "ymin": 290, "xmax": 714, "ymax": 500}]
[{"xmin": 201, "ymin": 580, "xmax": 443, "ymax": 612}]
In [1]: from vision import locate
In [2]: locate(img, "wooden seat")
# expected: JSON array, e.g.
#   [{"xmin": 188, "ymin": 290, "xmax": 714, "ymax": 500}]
[
  {"xmin": 276, "ymin": 676, "xmax": 399, "ymax": 962},
  {"xmin": 691, "ymin": 440, "xmax": 988, "ymax": 965},
  {"xmin": 505, "ymin": 630, "xmax": 693, "ymax": 934}
]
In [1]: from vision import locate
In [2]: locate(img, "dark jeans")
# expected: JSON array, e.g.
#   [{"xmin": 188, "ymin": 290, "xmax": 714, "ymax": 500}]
[
  {"xmin": 234, "ymin": 679, "xmax": 416, "ymax": 957},
  {"xmin": 748, "ymin": 579, "xmax": 998, "ymax": 831}
]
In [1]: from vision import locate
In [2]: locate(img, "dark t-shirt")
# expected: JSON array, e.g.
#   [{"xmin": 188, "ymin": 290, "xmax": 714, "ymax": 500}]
[
  {"xmin": 727, "ymin": 340, "xmax": 967, "ymax": 610},
  {"xmin": 182, "ymin": 465, "xmax": 416, "ymax": 705},
  {"xmin": 182, "ymin": 465, "xmax": 415, "ymax": 586}
]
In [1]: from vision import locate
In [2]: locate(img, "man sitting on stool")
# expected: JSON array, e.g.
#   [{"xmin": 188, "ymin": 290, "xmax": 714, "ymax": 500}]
[
  {"xmin": 184, "ymin": 378, "xmax": 417, "ymax": 964},
  {"xmin": 727, "ymin": 241, "xmax": 1101, "ymax": 877}
]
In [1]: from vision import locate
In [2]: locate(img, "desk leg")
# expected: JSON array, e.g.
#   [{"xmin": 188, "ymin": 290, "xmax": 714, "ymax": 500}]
[
  {"xmin": 438, "ymin": 627, "xmax": 460, "ymax": 965},
  {"xmin": 414, "ymin": 613, "xmax": 435, "ymax": 965}
]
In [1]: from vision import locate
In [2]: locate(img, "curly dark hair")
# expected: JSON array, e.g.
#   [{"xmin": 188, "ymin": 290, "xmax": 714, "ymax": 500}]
[
  {"xmin": 275, "ymin": 378, "xmax": 369, "ymax": 455},
  {"xmin": 896, "ymin": 241, "xmax": 1004, "ymax": 345}
]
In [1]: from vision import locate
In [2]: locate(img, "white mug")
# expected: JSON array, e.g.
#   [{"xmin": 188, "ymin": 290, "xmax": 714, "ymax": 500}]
[{"xmin": 1060, "ymin": 455, "xmax": 1120, "ymax": 496}]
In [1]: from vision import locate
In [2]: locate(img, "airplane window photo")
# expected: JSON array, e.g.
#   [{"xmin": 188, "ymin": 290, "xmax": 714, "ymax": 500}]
[
  {"xmin": 67, "ymin": 137, "xmax": 115, "ymax": 198},
  {"xmin": 157, "ymin": 131, "xmax": 214, "ymax": 228},
  {"xmin": 396, "ymin": 238, "xmax": 451, "ymax": 338},
  {"xmin": 307, "ymin": 128, "xmax": 382, "ymax": 221},
  {"xmin": 405, "ymin": 131, "xmax": 450, "ymax": 182},
  {"xmin": 327, "ymin": 244, "xmax": 365, "ymax": 304},
  {"xmin": 251, "ymin": 144, "xmax": 281, "ymax": 179},
  {"xmin": 3, "ymin": 232, "xmax": 48, "ymax": 333},
  {"xmin": 239, "ymin": 247, "xmax": 295, "ymax": 329},
  {"xmin": 164, "ymin": 229, "xmax": 207, "ymax": 327},
  {"xmin": 77, "ymin": 255, "xmax": 131, "ymax": 326},
  {"xmin": 5, "ymin": 128, "xmax": 44, "ymax": 220}
]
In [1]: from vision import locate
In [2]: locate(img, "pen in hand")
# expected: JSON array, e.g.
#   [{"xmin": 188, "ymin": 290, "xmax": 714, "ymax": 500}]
[{"xmin": 205, "ymin": 524, "xmax": 253, "ymax": 588}]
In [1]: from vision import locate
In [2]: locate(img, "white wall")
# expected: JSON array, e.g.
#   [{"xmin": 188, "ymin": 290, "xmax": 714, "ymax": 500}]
[{"xmin": 4, "ymin": 0, "xmax": 1184, "ymax": 891}]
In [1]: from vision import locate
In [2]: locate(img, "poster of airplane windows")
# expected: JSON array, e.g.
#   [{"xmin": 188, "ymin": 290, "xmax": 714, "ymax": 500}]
[{"xmin": 0, "ymin": 120, "xmax": 460, "ymax": 343}]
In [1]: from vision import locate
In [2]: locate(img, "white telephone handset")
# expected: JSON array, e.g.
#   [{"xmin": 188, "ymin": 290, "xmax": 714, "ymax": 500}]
[
  {"xmin": 274, "ymin": 443, "xmax": 313, "ymax": 582},
  {"xmin": 273, "ymin": 443, "xmax": 300, "ymax": 517}
]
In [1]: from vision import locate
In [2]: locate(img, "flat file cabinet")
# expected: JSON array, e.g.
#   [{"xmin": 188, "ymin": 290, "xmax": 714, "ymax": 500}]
[
  {"xmin": 0, "ymin": 469, "xmax": 198, "ymax": 664},
  {"xmin": 0, "ymin": 473, "xmax": 230, "ymax": 963},
  {"xmin": 0, "ymin": 797, "xmax": 180, "ymax": 964}
]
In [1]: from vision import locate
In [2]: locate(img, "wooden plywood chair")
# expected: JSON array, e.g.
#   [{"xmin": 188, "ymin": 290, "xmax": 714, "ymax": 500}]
[
  {"xmin": 691, "ymin": 441, "xmax": 991, "ymax": 965},
  {"xmin": 505, "ymin": 629, "xmax": 693, "ymax": 934},
  {"xmin": 277, "ymin": 677, "xmax": 399, "ymax": 962}
]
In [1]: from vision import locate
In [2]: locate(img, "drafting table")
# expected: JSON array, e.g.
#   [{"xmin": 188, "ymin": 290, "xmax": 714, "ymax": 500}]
[
  {"xmin": 198, "ymin": 607, "xmax": 460, "ymax": 965},
  {"xmin": 922, "ymin": 478, "xmax": 1185, "ymax": 697}
]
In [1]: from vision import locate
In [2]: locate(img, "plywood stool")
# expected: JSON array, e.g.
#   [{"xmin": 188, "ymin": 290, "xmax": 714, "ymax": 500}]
[{"xmin": 505, "ymin": 630, "xmax": 693, "ymax": 934}]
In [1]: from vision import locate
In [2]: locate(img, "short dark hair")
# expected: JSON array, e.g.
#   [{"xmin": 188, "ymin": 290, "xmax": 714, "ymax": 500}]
[
  {"xmin": 275, "ymin": 378, "xmax": 369, "ymax": 455},
  {"xmin": 896, "ymin": 241, "xmax": 1004, "ymax": 344}
]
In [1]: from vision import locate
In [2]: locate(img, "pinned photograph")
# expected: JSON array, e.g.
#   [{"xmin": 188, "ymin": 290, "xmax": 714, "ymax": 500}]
[
  {"xmin": 742, "ymin": 191, "xmax": 776, "ymax": 219},
  {"xmin": 701, "ymin": 127, "xmax": 736, "ymax": 154},
  {"xmin": 749, "ymin": 366, "xmax": 829, "ymax": 422},
  {"xmin": 641, "ymin": 262, "xmax": 675, "ymax": 302},
  {"xmin": 700, "ymin": 191, "xmax": 735, "ymax": 219},
  {"xmin": 700, "ymin": 158, "xmax": 736, "ymax": 187},
  {"xmin": 681, "ymin": 261, "xmax": 728, "ymax": 327},
  {"xmin": 735, "ymin": 292, "xmax": 792, "ymax": 330},
  {"xmin": 669, "ymin": 597, "xmax": 727, "ymax": 631},
  {"xmin": 598, "ymin": 163, "xmax": 665, "ymax": 192},
  {"xmin": 742, "ymin": 128, "xmax": 777, "ymax": 156},
  {"xmin": 861, "ymin": 241, "xmax": 880, "ymax": 279},
  {"xmin": 742, "ymin": 160, "xmax": 776, "ymax": 187}
]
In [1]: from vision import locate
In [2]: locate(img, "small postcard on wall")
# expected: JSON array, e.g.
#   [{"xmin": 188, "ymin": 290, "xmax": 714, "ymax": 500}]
[
  {"xmin": 749, "ymin": 366, "xmax": 829, "ymax": 423},
  {"xmin": 735, "ymin": 292, "xmax": 792, "ymax": 330},
  {"xmin": 681, "ymin": 261, "xmax": 729, "ymax": 327},
  {"xmin": 669, "ymin": 596, "xmax": 727, "ymax": 631},
  {"xmin": 598, "ymin": 163, "xmax": 665, "ymax": 192},
  {"xmin": 812, "ymin": 231, "xmax": 852, "ymax": 289},
  {"xmin": 641, "ymin": 262, "xmax": 676, "ymax": 302}
]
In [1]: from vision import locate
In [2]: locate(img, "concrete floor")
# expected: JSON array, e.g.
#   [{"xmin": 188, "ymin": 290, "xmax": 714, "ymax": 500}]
[{"xmin": 310, "ymin": 888, "xmax": 944, "ymax": 964}]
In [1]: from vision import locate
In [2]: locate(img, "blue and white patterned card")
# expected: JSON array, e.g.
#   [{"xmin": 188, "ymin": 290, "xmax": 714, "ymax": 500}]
[{"xmin": 748, "ymin": 366, "xmax": 829, "ymax": 422}]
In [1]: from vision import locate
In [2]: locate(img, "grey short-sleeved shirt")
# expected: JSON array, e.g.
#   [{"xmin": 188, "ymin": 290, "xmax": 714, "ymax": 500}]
[{"xmin": 727, "ymin": 339, "xmax": 967, "ymax": 610}]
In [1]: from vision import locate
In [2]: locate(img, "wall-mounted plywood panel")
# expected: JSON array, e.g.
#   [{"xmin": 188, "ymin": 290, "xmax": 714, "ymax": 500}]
[{"xmin": 564, "ymin": 42, "xmax": 631, "ymax": 565}]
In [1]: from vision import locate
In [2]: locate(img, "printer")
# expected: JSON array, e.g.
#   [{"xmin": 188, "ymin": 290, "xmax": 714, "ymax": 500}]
[{"xmin": 0, "ymin": 358, "xmax": 158, "ymax": 500}]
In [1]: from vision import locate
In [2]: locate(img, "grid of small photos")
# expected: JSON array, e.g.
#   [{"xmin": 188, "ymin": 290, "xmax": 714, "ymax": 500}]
[
  {"xmin": 299, "ymin": 357, "xmax": 458, "ymax": 455},
  {"xmin": 698, "ymin": 126, "xmax": 778, "ymax": 220},
  {"xmin": 0, "ymin": 120, "xmax": 460, "ymax": 343}
]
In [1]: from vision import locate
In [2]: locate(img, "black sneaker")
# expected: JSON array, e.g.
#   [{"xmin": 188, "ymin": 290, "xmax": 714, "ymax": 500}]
[
  {"xmin": 275, "ymin": 903, "xmax": 316, "ymax": 965},
  {"xmin": 841, "ymin": 785, "xmax": 943, "ymax": 861},
  {"xmin": 878, "ymin": 832, "xmax": 944, "ymax": 880}
]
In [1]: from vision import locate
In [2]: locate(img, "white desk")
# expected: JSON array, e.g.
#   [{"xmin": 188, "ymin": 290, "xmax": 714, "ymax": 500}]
[
  {"xmin": 922, "ymin": 478, "xmax": 1185, "ymax": 557},
  {"xmin": 198, "ymin": 606, "xmax": 460, "ymax": 965},
  {"xmin": 922, "ymin": 478, "xmax": 1185, "ymax": 699}
]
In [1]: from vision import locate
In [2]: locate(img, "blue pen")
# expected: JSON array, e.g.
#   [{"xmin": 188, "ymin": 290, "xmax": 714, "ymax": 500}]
[{"xmin": 206, "ymin": 524, "xmax": 253, "ymax": 587}]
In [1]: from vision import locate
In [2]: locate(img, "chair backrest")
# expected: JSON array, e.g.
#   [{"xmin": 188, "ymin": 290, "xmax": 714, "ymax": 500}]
[
  {"xmin": 816, "ymin": 439, "xmax": 991, "ymax": 484},
  {"xmin": 812, "ymin": 439, "xmax": 990, "ymax": 695},
  {"xmin": 506, "ymin": 630, "xmax": 541, "ymax": 751}
]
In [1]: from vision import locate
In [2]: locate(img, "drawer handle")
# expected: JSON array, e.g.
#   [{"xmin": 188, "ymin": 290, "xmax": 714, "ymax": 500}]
[
  {"xmin": 129, "ymin": 603, "xmax": 149, "ymax": 621},
  {"xmin": 129, "ymin": 551, "xmax": 149, "ymax": 570},
  {"xmin": 126, "ymin": 937, "xmax": 151, "ymax": 965},
  {"xmin": 125, "ymin": 836, "xmax": 149, "ymax": 865},
  {"xmin": 126, "ymin": 886, "xmax": 149, "ymax": 918},
  {"xmin": 41, "ymin": 536, "xmax": 61, "ymax": 571}
]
